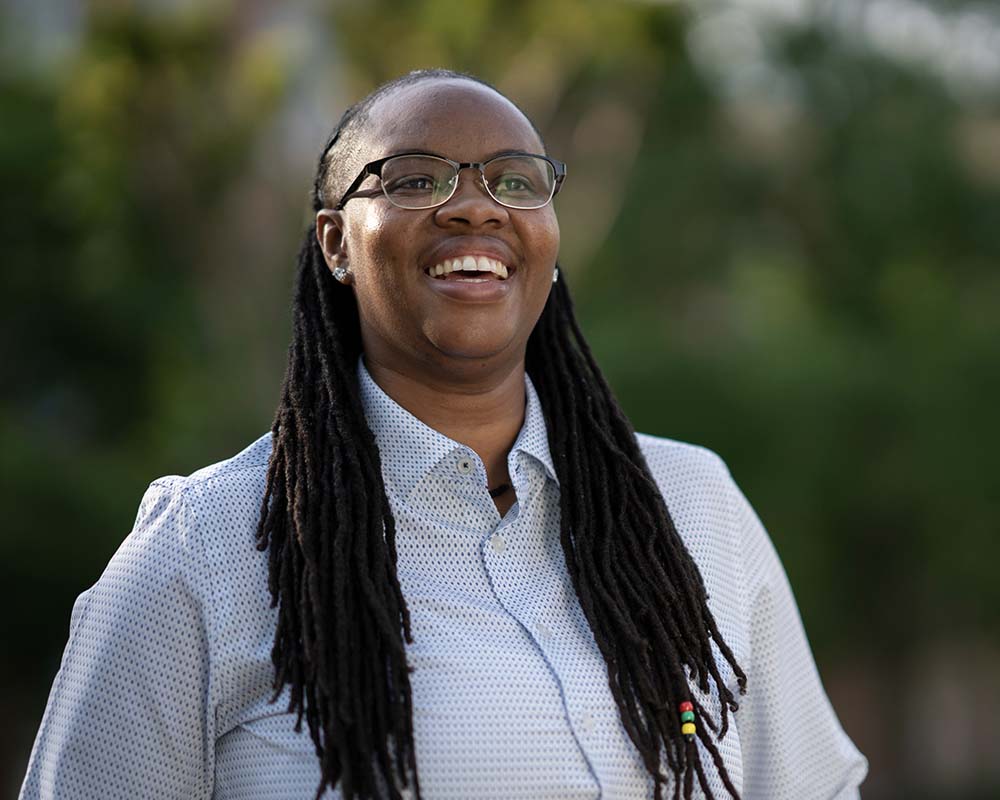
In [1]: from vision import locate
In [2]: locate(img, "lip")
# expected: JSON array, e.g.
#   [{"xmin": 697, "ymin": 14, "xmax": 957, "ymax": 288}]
[
  {"xmin": 421, "ymin": 238, "xmax": 519, "ymax": 279},
  {"xmin": 422, "ymin": 267, "xmax": 515, "ymax": 303}
]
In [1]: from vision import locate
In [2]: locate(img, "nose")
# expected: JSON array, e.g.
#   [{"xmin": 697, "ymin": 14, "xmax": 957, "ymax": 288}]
[{"xmin": 434, "ymin": 167, "xmax": 509, "ymax": 228}]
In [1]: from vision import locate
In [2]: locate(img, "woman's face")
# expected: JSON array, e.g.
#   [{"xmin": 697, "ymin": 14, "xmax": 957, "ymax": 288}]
[{"xmin": 317, "ymin": 79, "xmax": 560, "ymax": 377}]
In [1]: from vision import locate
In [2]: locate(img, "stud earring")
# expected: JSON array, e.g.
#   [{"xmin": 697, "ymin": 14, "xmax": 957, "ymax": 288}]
[
  {"xmin": 552, "ymin": 267, "xmax": 560, "ymax": 283},
  {"xmin": 332, "ymin": 265, "xmax": 351, "ymax": 283}
]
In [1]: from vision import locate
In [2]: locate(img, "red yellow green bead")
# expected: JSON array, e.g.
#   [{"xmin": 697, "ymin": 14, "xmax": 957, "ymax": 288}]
[{"xmin": 678, "ymin": 701, "xmax": 696, "ymax": 738}]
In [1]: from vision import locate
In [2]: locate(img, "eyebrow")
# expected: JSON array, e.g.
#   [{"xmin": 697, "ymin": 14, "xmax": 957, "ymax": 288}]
[{"xmin": 384, "ymin": 147, "xmax": 543, "ymax": 161}]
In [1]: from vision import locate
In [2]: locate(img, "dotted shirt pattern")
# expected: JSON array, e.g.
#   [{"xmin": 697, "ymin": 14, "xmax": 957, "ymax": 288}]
[{"xmin": 20, "ymin": 357, "xmax": 868, "ymax": 800}]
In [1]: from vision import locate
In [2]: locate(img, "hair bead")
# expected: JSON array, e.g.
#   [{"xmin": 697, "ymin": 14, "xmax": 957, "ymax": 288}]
[{"xmin": 679, "ymin": 701, "xmax": 696, "ymax": 740}]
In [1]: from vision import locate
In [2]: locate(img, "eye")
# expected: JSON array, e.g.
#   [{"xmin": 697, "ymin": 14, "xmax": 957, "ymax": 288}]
[
  {"xmin": 493, "ymin": 173, "xmax": 535, "ymax": 194},
  {"xmin": 386, "ymin": 174, "xmax": 438, "ymax": 194}
]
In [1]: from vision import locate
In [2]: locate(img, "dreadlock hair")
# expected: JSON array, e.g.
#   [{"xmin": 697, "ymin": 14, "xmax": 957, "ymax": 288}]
[{"xmin": 256, "ymin": 68, "xmax": 748, "ymax": 800}]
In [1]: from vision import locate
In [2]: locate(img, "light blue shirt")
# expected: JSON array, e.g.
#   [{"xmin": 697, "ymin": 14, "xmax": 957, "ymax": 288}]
[{"xmin": 20, "ymin": 357, "xmax": 867, "ymax": 799}]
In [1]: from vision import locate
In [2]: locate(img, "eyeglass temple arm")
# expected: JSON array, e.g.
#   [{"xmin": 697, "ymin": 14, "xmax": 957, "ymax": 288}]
[{"xmin": 333, "ymin": 163, "xmax": 380, "ymax": 211}]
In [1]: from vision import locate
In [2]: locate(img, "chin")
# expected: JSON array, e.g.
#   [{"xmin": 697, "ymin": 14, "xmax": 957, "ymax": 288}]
[
  {"xmin": 426, "ymin": 323, "xmax": 517, "ymax": 360},
  {"xmin": 434, "ymin": 343, "xmax": 511, "ymax": 362},
  {"xmin": 428, "ymin": 331, "xmax": 520, "ymax": 363}
]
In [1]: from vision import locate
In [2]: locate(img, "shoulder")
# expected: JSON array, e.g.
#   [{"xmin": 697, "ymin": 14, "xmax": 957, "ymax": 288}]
[
  {"xmin": 104, "ymin": 433, "xmax": 273, "ymax": 588},
  {"xmin": 70, "ymin": 435, "xmax": 271, "ymax": 636},
  {"xmin": 635, "ymin": 432, "xmax": 750, "ymax": 663},
  {"xmin": 150, "ymin": 432, "xmax": 273, "ymax": 505},
  {"xmin": 139, "ymin": 431, "xmax": 274, "ymax": 567},
  {"xmin": 634, "ymin": 431, "xmax": 733, "ymax": 496},
  {"xmin": 633, "ymin": 431, "xmax": 742, "ymax": 578}
]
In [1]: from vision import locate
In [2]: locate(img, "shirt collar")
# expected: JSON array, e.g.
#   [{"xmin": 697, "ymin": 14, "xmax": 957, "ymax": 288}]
[{"xmin": 357, "ymin": 356, "xmax": 559, "ymax": 501}]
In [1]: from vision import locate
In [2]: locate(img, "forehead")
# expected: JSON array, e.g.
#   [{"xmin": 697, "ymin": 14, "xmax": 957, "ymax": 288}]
[{"xmin": 362, "ymin": 79, "xmax": 544, "ymax": 162}]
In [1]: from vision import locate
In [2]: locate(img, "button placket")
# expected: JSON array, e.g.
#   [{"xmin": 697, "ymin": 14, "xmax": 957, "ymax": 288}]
[{"xmin": 476, "ymin": 511, "xmax": 605, "ymax": 786}]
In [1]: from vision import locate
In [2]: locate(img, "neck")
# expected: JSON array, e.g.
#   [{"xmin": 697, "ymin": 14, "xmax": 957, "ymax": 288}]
[{"xmin": 362, "ymin": 353, "xmax": 525, "ymax": 491}]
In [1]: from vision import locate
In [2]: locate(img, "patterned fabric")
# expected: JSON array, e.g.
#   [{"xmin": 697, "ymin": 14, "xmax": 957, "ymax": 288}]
[{"xmin": 20, "ymin": 357, "xmax": 868, "ymax": 800}]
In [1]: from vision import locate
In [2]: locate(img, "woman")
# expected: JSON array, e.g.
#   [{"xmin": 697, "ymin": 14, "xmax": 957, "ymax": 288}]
[{"xmin": 20, "ymin": 70, "xmax": 868, "ymax": 800}]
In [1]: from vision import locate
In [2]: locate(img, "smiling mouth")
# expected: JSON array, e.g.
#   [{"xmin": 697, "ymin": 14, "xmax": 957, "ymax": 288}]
[{"xmin": 425, "ymin": 255, "xmax": 510, "ymax": 281}]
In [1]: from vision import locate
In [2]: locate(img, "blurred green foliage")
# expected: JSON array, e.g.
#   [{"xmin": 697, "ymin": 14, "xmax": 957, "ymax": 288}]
[
  {"xmin": 3, "ymin": 1, "xmax": 999, "ymax": 797},
  {"xmin": 594, "ymin": 29, "xmax": 1000, "ymax": 656},
  {"xmin": 1, "ymin": 5, "xmax": 290, "ymax": 698}
]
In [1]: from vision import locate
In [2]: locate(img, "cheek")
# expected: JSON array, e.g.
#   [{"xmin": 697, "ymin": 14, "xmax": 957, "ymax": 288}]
[
  {"xmin": 527, "ymin": 210, "xmax": 560, "ymax": 262},
  {"xmin": 547, "ymin": 213, "xmax": 561, "ymax": 256},
  {"xmin": 352, "ymin": 210, "xmax": 412, "ymax": 290},
  {"xmin": 348, "ymin": 212, "xmax": 418, "ymax": 331},
  {"xmin": 525, "ymin": 230, "xmax": 561, "ymax": 318},
  {"xmin": 353, "ymin": 207, "xmax": 395, "ymax": 270}
]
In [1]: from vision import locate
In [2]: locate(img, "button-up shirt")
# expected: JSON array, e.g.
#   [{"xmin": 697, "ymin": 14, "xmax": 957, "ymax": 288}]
[{"xmin": 20, "ymin": 357, "xmax": 867, "ymax": 799}]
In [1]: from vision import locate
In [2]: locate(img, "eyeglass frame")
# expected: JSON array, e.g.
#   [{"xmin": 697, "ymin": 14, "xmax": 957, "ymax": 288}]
[{"xmin": 331, "ymin": 150, "xmax": 567, "ymax": 211}]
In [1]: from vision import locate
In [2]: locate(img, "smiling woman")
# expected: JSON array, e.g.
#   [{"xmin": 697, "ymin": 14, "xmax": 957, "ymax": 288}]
[
  {"xmin": 315, "ymin": 77, "xmax": 562, "ymax": 378},
  {"xmin": 19, "ymin": 70, "xmax": 868, "ymax": 800}
]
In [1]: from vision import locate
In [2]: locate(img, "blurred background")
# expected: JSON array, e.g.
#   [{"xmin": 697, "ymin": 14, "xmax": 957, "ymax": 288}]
[{"xmin": 2, "ymin": 0, "xmax": 998, "ymax": 797}]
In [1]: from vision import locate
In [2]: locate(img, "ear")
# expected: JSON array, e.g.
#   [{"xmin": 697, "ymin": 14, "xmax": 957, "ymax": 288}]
[{"xmin": 315, "ymin": 208, "xmax": 350, "ymax": 277}]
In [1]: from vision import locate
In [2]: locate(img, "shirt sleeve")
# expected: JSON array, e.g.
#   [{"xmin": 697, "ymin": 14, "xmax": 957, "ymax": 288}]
[
  {"xmin": 728, "ymin": 475, "xmax": 869, "ymax": 800},
  {"xmin": 19, "ymin": 480, "xmax": 215, "ymax": 800}
]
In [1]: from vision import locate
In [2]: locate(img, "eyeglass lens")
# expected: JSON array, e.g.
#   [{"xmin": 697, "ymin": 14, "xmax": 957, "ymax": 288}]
[{"xmin": 379, "ymin": 155, "xmax": 556, "ymax": 209}]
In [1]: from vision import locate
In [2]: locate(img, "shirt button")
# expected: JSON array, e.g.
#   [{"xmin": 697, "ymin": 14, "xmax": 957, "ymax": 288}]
[
  {"xmin": 580, "ymin": 713, "xmax": 595, "ymax": 734},
  {"xmin": 490, "ymin": 533, "xmax": 507, "ymax": 553},
  {"xmin": 456, "ymin": 456, "xmax": 474, "ymax": 475},
  {"xmin": 536, "ymin": 622, "xmax": 553, "ymax": 643}
]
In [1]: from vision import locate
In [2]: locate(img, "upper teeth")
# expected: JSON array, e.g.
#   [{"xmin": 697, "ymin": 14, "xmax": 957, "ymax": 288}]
[{"xmin": 428, "ymin": 255, "xmax": 509, "ymax": 279}]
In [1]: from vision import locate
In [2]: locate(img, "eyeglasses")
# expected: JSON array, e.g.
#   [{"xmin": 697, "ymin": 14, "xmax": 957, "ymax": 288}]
[{"xmin": 333, "ymin": 151, "xmax": 566, "ymax": 211}]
